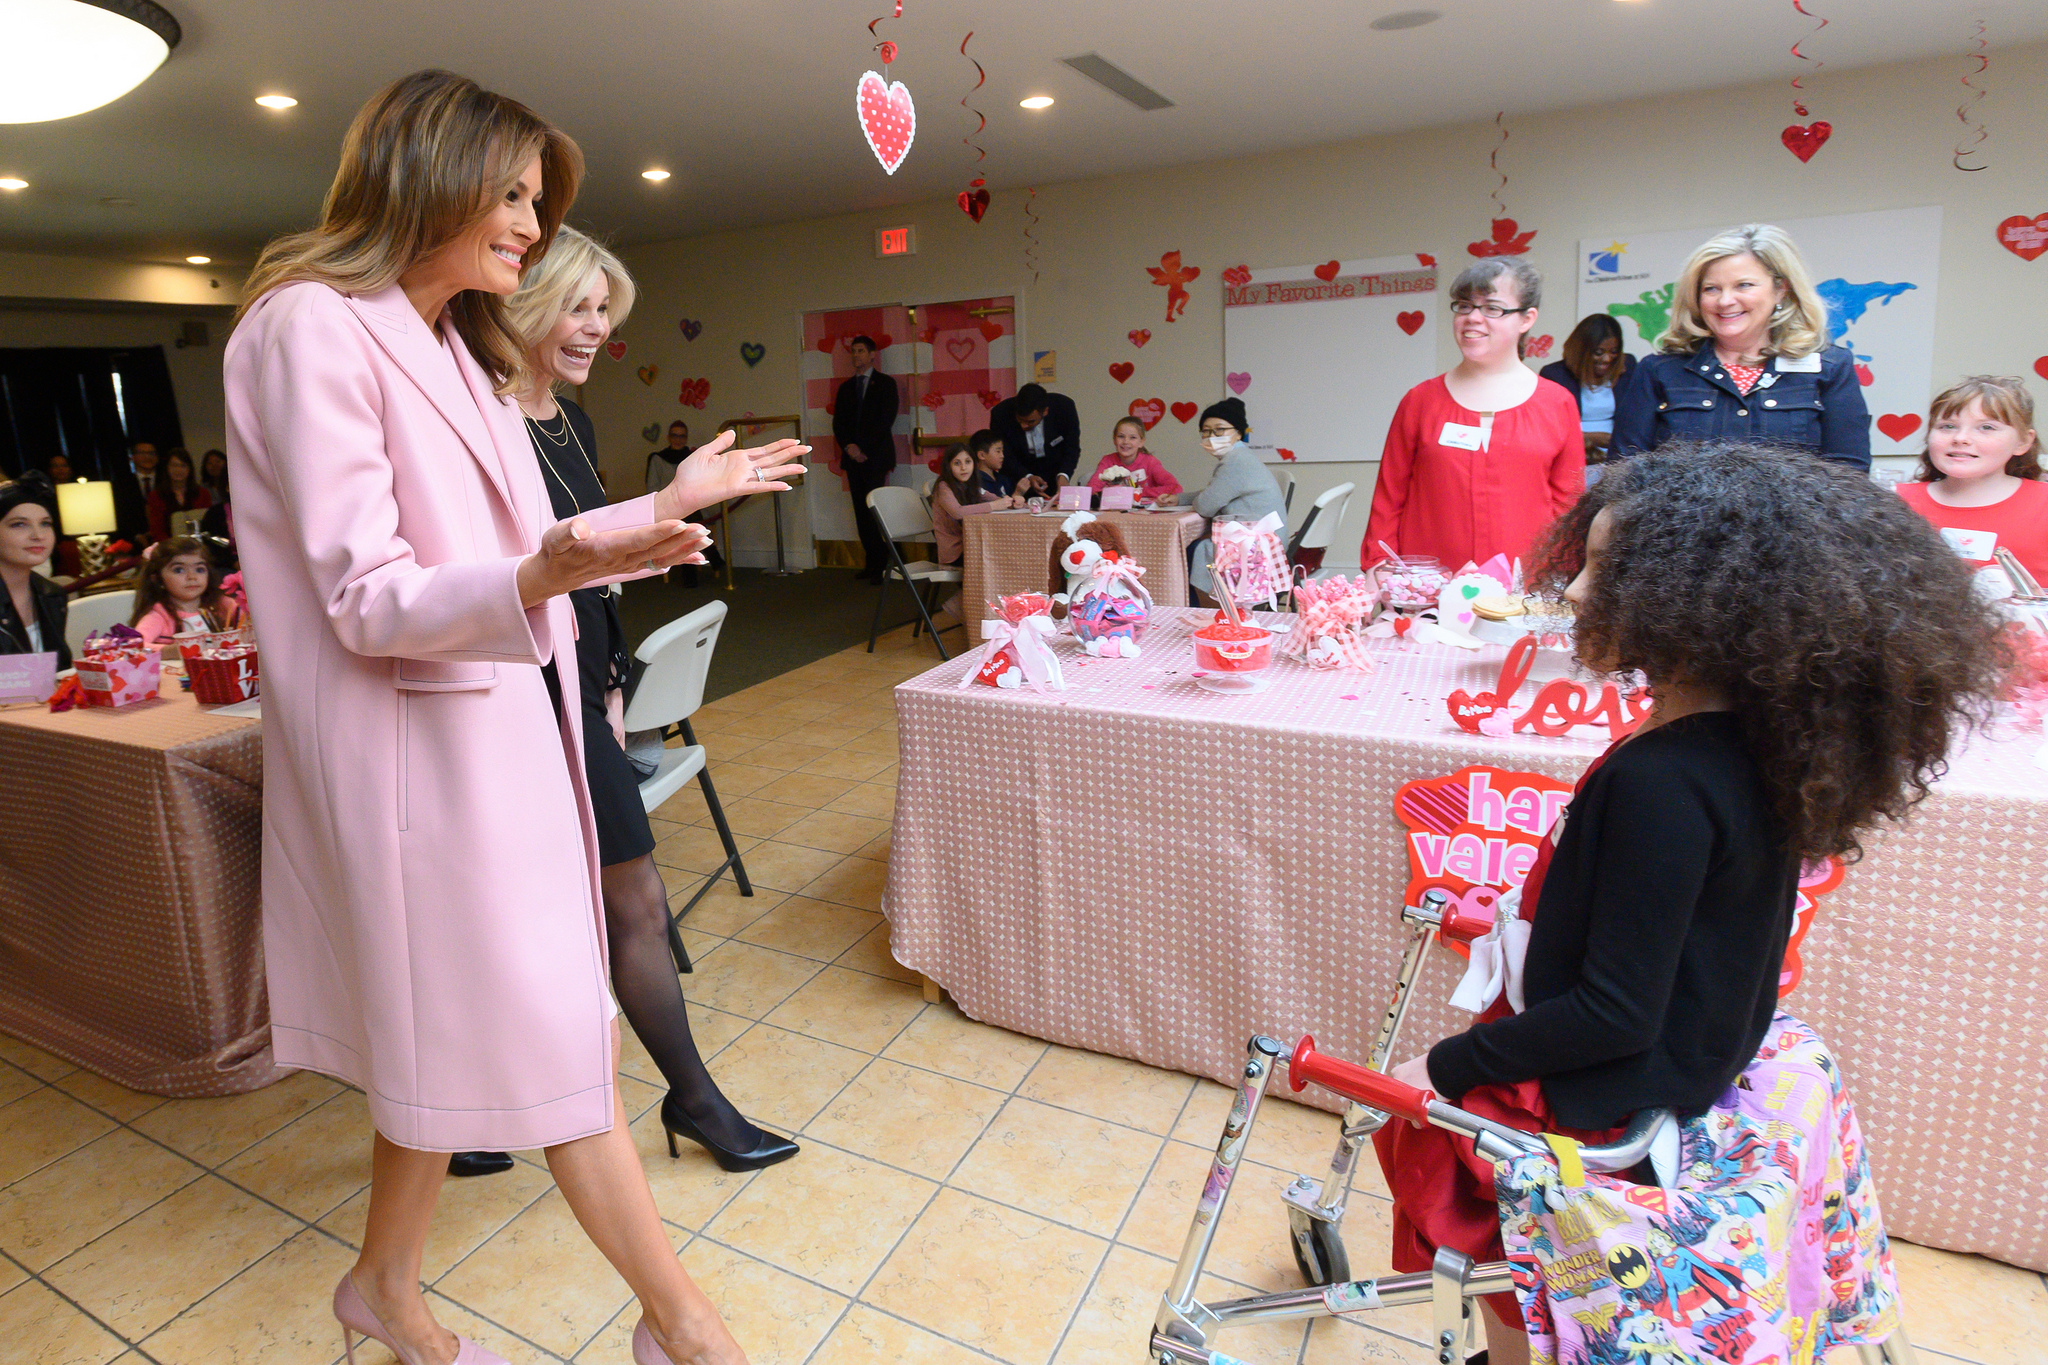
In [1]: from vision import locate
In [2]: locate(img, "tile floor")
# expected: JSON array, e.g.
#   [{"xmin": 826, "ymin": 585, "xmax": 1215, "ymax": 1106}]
[{"xmin": 3, "ymin": 623, "xmax": 2044, "ymax": 1365}]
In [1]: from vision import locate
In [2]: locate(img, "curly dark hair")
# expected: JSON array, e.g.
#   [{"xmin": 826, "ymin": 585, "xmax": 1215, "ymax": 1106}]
[{"xmin": 1532, "ymin": 442, "xmax": 2006, "ymax": 863}]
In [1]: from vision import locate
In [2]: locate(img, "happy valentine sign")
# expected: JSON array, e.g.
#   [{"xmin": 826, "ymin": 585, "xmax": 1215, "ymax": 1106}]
[{"xmin": 1394, "ymin": 765, "xmax": 1575, "ymax": 911}]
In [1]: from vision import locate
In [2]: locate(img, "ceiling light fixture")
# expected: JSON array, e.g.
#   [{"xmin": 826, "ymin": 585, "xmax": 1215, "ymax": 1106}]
[
  {"xmin": 0, "ymin": 178, "xmax": 28, "ymax": 191},
  {"xmin": 1369, "ymin": 9, "xmax": 1441, "ymax": 30},
  {"xmin": 641, "ymin": 168, "xmax": 671, "ymax": 182},
  {"xmin": 1019, "ymin": 95, "xmax": 1054, "ymax": 110},
  {"xmin": 185, "ymin": 255, "xmax": 209, "ymax": 264},
  {"xmin": 254, "ymin": 93, "xmax": 297, "ymax": 110},
  {"xmin": 0, "ymin": 0, "xmax": 182, "ymax": 124}
]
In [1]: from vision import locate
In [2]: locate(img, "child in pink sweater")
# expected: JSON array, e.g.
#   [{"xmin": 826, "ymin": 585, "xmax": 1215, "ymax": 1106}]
[{"xmin": 1086, "ymin": 416, "xmax": 1183, "ymax": 503}]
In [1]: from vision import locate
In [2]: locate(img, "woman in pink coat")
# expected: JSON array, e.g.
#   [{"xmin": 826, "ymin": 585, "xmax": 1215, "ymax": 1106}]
[{"xmin": 225, "ymin": 72, "xmax": 801, "ymax": 1365}]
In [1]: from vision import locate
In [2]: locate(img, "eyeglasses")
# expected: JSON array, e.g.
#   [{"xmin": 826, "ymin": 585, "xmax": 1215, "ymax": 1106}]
[
  {"xmin": 1199, "ymin": 425, "xmax": 1236, "ymax": 437},
  {"xmin": 1449, "ymin": 301, "xmax": 1532, "ymax": 319}
]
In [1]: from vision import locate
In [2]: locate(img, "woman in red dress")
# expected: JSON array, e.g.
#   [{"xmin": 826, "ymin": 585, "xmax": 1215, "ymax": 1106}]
[{"xmin": 1359, "ymin": 259, "xmax": 1581, "ymax": 574}]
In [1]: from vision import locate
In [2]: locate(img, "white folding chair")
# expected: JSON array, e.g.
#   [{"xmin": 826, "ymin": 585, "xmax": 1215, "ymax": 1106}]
[
  {"xmin": 66, "ymin": 588, "xmax": 136, "ymax": 658},
  {"xmin": 1287, "ymin": 481, "xmax": 1355, "ymax": 581},
  {"xmin": 620, "ymin": 600, "xmax": 751, "ymax": 969},
  {"xmin": 865, "ymin": 485, "xmax": 963, "ymax": 659},
  {"xmin": 1279, "ymin": 469, "xmax": 1297, "ymax": 515}
]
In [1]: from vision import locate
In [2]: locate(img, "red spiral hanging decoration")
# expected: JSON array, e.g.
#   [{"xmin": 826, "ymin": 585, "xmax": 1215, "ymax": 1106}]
[
  {"xmin": 1466, "ymin": 112, "xmax": 1536, "ymax": 258},
  {"xmin": 954, "ymin": 30, "xmax": 990, "ymax": 221},
  {"xmin": 1023, "ymin": 186, "xmax": 1042, "ymax": 284},
  {"xmin": 1488, "ymin": 110, "xmax": 1508, "ymax": 219},
  {"xmin": 1953, "ymin": 20, "xmax": 1989, "ymax": 172},
  {"xmin": 869, "ymin": 0, "xmax": 902, "ymax": 64},
  {"xmin": 1779, "ymin": 0, "xmax": 1832, "ymax": 163}
]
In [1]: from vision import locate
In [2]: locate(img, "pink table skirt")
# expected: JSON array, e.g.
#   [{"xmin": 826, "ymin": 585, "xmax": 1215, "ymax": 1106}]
[
  {"xmin": 883, "ymin": 607, "xmax": 2048, "ymax": 1272},
  {"xmin": 960, "ymin": 508, "xmax": 1204, "ymax": 627}
]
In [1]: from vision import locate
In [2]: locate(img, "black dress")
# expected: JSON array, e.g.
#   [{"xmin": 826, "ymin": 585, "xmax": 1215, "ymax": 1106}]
[{"xmin": 527, "ymin": 397, "xmax": 657, "ymax": 867}]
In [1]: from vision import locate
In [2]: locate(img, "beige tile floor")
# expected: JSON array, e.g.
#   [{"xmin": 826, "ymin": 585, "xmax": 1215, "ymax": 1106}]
[{"xmin": 3, "ymin": 622, "xmax": 2045, "ymax": 1364}]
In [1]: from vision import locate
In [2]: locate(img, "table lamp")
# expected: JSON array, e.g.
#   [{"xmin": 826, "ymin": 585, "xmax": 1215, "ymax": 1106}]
[{"xmin": 55, "ymin": 479, "xmax": 118, "ymax": 575}]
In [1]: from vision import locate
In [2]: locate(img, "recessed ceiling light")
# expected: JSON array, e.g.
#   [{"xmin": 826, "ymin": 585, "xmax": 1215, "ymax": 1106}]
[
  {"xmin": 1370, "ymin": 9, "xmax": 1441, "ymax": 30},
  {"xmin": 641, "ymin": 167, "xmax": 671, "ymax": 181},
  {"xmin": 255, "ymin": 94, "xmax": 298, "ymax": 110},
  {"xmin": 0, "ymin": 0, "xmax": 181, "ymax": 124},
  {"xmin": 0, "ymin": 178, "xmax": 27, "ymax": 191},
  {"xmin": 185, "ymin": 255, "xmax": 210, "ymax": 264},
  {"xmin": 1020, "ymin": 95, "xmax": 1054, "ymax": 110}
]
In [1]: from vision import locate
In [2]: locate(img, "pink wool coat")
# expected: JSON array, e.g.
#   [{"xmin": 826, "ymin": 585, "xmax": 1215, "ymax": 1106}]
[{"xmin": 225, "ymin": 281, "xmax": 657, "ymax": 1151}]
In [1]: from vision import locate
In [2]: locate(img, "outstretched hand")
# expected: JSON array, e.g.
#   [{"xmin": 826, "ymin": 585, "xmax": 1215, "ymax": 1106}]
[
  {"xmin": 656, "ymin": 429, "xmax": 809, "ymax": 521},
  {"xmin": 518, "ymin": 516, "xmax": 711, "ymax": 607}
]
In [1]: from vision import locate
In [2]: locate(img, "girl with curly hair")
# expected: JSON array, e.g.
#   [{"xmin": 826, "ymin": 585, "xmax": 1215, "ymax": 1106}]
[{"xmin": 1376, "ymin": 442, "xmax": 2004, "ymax": 1365}]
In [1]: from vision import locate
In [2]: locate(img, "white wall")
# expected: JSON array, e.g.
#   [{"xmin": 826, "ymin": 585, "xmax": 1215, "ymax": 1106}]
[
  {"xmin": 584, "ymin": 42, "xmax": 2048, "ymax": 570},
  {"xmin": 0, "ymin": 251, "xmax": 240, "ymax": 308},
  {"xmin": 0, "ymin": 304, "xmax": 234, "ymax": 458}
]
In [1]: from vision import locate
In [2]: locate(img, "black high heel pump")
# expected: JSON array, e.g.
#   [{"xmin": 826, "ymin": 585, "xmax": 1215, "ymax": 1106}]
[{"xmin": 660, "ymin": 1095, "xmax": 799, "ymax": 1172}]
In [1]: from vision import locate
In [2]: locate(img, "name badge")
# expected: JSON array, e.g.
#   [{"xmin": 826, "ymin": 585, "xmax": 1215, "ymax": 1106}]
[
  {"xmin": 1940, "ymin": 527, "xmax": 1997, "ymax": 560},
  {"xmin": 1774, "ymin": 353, "xmax": 1823, "ymax": 374},
  {"xmin": 1049, "ymin": 433, "xmax": 1065, "ymax": 447},
  {"xmin": 1439, "ymin": 422, "xmax": 1484, "ymax": 451}
]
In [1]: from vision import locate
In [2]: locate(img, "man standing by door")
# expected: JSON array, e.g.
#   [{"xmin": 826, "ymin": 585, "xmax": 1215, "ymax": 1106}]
[{"xmin": 832, "ymin": 335, "xmax": 900, "ymax": 582}]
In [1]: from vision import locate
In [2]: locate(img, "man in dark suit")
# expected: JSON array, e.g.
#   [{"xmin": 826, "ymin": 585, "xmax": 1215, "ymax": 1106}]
[
  {"xmin": 989, "ymin": 383, "xmax": 1082, "ymax": 497},
  {"xmin": 831, "ymin": 335, "xmax": 900, "ymax": 581},
  {"xmin": 112, "ymin": 439, "xmax": 158, "ymax": 542}
]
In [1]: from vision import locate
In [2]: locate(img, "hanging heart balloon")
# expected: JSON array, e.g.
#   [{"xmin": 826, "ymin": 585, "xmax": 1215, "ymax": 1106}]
[
  {"xmin": 858, "ymin": 3, "xmax": 914, "ymax": 175},
  {"xmin": 1782, "ymin": 0, "xmax": 1831, "ymax": 163},
  {"xmin": 958, "ymin": 180, "xmax": 990, "ymax": 222},
  {"xmin": 956, "ymin": 31, "xmax": 989, "ymax": 220}
]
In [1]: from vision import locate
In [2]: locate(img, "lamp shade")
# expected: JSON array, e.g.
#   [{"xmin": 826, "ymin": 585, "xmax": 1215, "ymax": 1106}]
[
  {"xmin": 55, "ymin": 479, "xmax": 118, "ymax": 535},
  {"xmin": 0, "ymin": 0, "xmax": 180, "ymax": 124}
]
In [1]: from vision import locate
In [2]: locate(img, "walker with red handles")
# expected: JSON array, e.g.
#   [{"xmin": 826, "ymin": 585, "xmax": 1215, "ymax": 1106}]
[{"xmin": 1147, "ymin": 888, "xmax": 1919, "ymax": 1365}]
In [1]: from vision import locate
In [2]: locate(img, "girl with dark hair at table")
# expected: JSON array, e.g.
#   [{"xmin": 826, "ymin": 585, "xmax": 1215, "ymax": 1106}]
[
  {"xmin": 0, "ymin": 473, "xmax": 68, "ymax": 669},
  {"xmin": 1377, "ymin": 442, "xmax": 2002, "ymax": 1365},
  {"xmin": 1538, "ymin": 314, "xmax": 1634, "ymax": 467},
  {"xmin": 146, "ymin": 447, "xmax": 212, "ymax": 542},
  {"xmin": 129, "ymin": 535, "xmax": 246, "ymax": 644},
  {"xmin": 930, "ymin": 441, "xmax": 1015, "ymax": 628}
]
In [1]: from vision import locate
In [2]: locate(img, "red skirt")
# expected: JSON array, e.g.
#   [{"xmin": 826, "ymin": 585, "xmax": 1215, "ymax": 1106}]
[{"xmin": 1372, "ymin": 1078, "xmax": 1619, "ymax": 1331}]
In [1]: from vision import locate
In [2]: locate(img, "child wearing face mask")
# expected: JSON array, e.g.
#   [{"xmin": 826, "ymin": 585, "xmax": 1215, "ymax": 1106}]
[
  {"xmin": 131, "ymin": 536, "xmax": 246, "ymax": 645},
  {"xmin": 1894, "ymin": 375, "xmax": 2047, "ymax": 590},
  {"xmin": 1188, "ymin": 398, "xmax": 1285, "ymax": 600},
  {"xmin": 1086, "ymin": 416, "xmax": 1183, "ymax": 503}
]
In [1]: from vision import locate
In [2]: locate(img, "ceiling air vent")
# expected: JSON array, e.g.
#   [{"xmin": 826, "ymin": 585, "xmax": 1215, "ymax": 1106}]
[{"xmin": 1060, "ymin": 54, "xmax": 1174, "ymax": 112}]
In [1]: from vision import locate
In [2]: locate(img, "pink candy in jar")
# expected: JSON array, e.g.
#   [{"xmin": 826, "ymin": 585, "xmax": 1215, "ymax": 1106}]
[
  {"xmin": 1192, "ymin": 621, "xmax": 1274, "ymax": 674},
  {"xmin": 1380, "ymin": 557, "xmax": 1448, "ymax": 610}
]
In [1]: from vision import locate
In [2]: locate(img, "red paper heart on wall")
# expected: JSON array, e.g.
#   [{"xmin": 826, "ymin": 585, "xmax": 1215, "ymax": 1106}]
[
  {"xmin": 1170, "ymin": 401, "xmax": 1199, "ymax": 424},
  {"xmin": 1277, "ymin": 448, "xmax": 1297, "ymax": 462},
  {"xmin": 677, "ymin": 378, "xmax": 710, "ymax": 409},
  {"xmin": 1128, "ymin": 398, "xmax": 1165, "ymax": 429},
  {"xmin": 1446, "ymin": 689, "xmax": 1504, "ymax": 734},
  {"xmin": 1854, "ymin": 363, "xmax": 1874, "ymax": 387},
  {"xmin": 856, "ymin": 71, "xmax": 916, "ymax": 174},
  {"xmin": 1221, "ymin": 264, "xmax": 1251, "ymax": 288},
  {"xmin": 1875, "ymin": 413, "xmax": 1921, "ymax": 442},
  {"xmin": 1396, "ymin": 311, "xmax": 1425, "ymax": 336},
  {"xmin": 1128, "ymin": 329, "xmax": 1151, "ymax": 348},
  {"xmin": 945, "ymin": 336, "xmax": 976, "ymax": 364},
  {"xmin": 1417, "ymin": 253, "xmax": 1437, "ymax": 268},
  {"xmin": 637, "ymin": 365, "xmax": 658, "ymax": 386},
  {"xmin": 605, "ymin": 340, "xmax": 627, "ymax": 360},
  {"xmin": 920, "ymin": 390, "xmax": 947, "ymax": 411},
  {"xmin": 815, "ymin": 336, "xmax": 835, "ymax": 353},
  {"xmin": 1996, "ymin": 213, "xmax": 2048, "ymax": 262},
  {"xmin": 1313, "ymin": 260, "xmax": 1342, "ymax": 282},
  {"xmin": 978, "ymin": 389, "xmax": 1001, "ymax": 409},
  {"xmin": 1525, "ymin": 334, "xmax": 1555, "ymax": 359},
  {"xmin": 2034, "ymin": 356, "xmax": 2048, "ymax": 382},
  {"xmin": 956, "ymin": 186, "xmax": 990, "ymax": 222},
  {"xmin": 1108, "ymin": 362, "xmax": 1134, "ymax": 383},
  {"xmin": 978, "ymin": 319, "xmax": 1003, "ymax": 341},
  {"xmin": 1780, "ymin": 121, "xmax": 1832, "ymax": 163}
]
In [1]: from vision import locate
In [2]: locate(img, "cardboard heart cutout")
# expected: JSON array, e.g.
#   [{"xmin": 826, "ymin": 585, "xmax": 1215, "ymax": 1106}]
[
  {"xmin": 814, "ymin": 336, "xmax": 835, "ymax": 353},
  {"xmin": 856, "ymin": 71, "xmax": 916, "ymax": 175},
  {"xmin": 1417, "ymin": 252, "xmax": 1437, "ymax": 267},
  {"xmin": 1996, "ymin": 213, "xmax": 2048, "ymax": 262},
  {"xmin": 1396, "ymin": 311, "xmax": 1425, "ymax": 336},
  {"xmin": 739, "ymin": 342, "xmax": 765, "ymax": 368},
  {"xmin": 677, "ymin": 377, "xmax": 710, "ymax": 409},
  {"xmin": 945, "ymin": 336, "xmax": 976, "ymax": 364},
  {"xmin": 1127, "ymin": 398, "xmax": 1165, "ymax": 429},
  {"xmin": 1170, "ymin": 401, "xmax": 1199, "ymax": 424},
  {"xmin": 1222, "ymin": 264, "xmax": 1252, "ymax": 288},
  {"xmin": 956, "ymin": 186, "xmax": 990, "ymax": 221},
  {"xmin": 1446, "ymin": 689, "xmax": 1502, "ymax": 733},
  {"xmin": 1876, "ymin": 413, "xmax": 1922, "ymax": 443},
  {"xmin": 637, "ymin": 365, "xmax": 659, "ymax": 386},
  {"xmin": 1225, "ymin": 372, "xmax": 1251, "ymax": 395},
  {"xmin": 2035, "ymin": 356, "xmax": 2048, "ymax": 383},
  {"xmin": 1781, "ymin": 121, "xmax": 1832, "ymax": 163},
  {"xmin": 1108, "ymin": 362, "xmax": 1134, "ymax": 383},
  {"xmin": 1525, "ymin": 334, "xmax": 1555, "ymax": 359},
  {"xmin": 978, "ymin": 319, "xmax": 1003, "ymax": 341},
  {"xmin": 1277, "ymin": 448, "xmax": 1296, "ymax": 461},
  {"xmin": 681, "ymin": 319, "xmax": 703, "ymax": 341},
  {"xmin": 1854, "ymin": 363, "xmax": 1875, "ymax": 387},
  {"xmin": 605, "ymin": 340, "xmax": 627, "ymax": 360},
  {"xmin": 1128, "ymin": 329, "xmax": 1151, "ymax": 348},
  {"xmin": 641, "ymin": 424, "xmax": 661, "ymax": 444},
  {"xmin": 1313, "ymin": 260, "xmax": 1342, "ymax": 282}
]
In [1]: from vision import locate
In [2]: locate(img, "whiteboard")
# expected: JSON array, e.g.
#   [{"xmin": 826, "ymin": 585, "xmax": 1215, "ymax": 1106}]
[{"xmin": 1222, "ymin": 254, "xmax": 1440, "ymax": 463}]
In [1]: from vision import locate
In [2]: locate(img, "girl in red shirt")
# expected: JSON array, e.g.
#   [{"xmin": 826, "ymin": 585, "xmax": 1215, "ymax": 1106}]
[{"xmin": 1893, "ymin": 375, "xmax": 2046, "ymax": 591}]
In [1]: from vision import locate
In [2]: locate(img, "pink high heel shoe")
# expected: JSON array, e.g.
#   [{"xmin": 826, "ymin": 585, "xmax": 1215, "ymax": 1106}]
[
  {"xmin": 632, "ymin": 1317, "xmax": 678, "ymax": 1365},
  {"xmin": 333, "ymin": 1272, "xmax": 510, "ymax": 1365}
]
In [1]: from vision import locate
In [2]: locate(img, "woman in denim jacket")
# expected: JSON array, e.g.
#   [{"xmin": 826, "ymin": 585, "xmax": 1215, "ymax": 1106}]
[{"xmin": 1611, "ymin": 224, "xmax": 1869, "ymax": 470}]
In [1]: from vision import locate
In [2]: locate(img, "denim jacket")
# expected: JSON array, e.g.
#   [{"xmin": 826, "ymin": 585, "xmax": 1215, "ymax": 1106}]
[{"xmin": 1610, "ymin": 339, "xmax": 1870, "ymax": 470}]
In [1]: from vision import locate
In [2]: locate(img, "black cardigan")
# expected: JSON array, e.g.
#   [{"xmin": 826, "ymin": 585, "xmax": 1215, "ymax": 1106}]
[
  {"xmin": 1427, "ymin": 712, "xmax": 1798, "ymax": 1129},
  {"xmin": 0, "ymin": 573, "xmax": 71, "ymax": 670}
]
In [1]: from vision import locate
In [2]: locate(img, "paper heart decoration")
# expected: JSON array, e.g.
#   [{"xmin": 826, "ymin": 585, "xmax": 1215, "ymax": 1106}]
[
  {"xmin": 814, "ymin": 336, "xmax": 835, "ymax": 353},
  {"xmin": 978, "ymin": 389, "xmax": 1001, "ymax": 409},
  {"xmin": 1313, "ymin": 260, "xmax": 1342, "ymax": 282},
  {"xmin": 1396, "ymin": 311, "xmax": 1425, "ymax": 336},
  {"xmin": 637, "ymin": 365, "xmax": 659, "ymax": 386},
  {"xmin": 1417, "ymin": 252, "xmax": 1436, "ymax": 267},
  {"xmin": 1780, "ymin": 121, "xmax": 1832, "ymax": 164},
  {"xmin": 919, "ymin": 326, "xmax": 938, "ymax": 344},
  {"xmin": 1996, "ymin": 213, "xmax": 2048, "ymax": 262},
  {"xmin": 945, "ymin": 336, "xmax": 976, "ymax": 364},
  {"xmin": 1170, "ymin": 401, "xmax": 1198, "ymax": 424},
  {"xmin": 920, "ymin": 390, "xmax": 948, "ymax": 411},
  {"xmin": 739, "ymin": 342, "xmax": 765, "ymax": 368},
  {"xmin": 1220, "ymin": 371, "xmax": 1250, "ymax": 396},
  {"xmin": 1127, "ymin": 398, "xmax": 1165, "ymax": 429},
  {"xmin": 2035, "ymin": 357, "xmax": 2048, "ymax": 383},
  {"xmin": 1447, "ymin": 689, "xmax": 1505, "ymax": 734},
  {"xmin": 1854, "ymin": 363, "xmax": 1875, "ymax": 387},
  {"xmin": 1221, "ymin": 264, "xmax": 1252, "ymax": 288},
  {"xmin": 1525, "ymin": 334, "xmax": 1554, "ymax": 359},
  {"xmin": 1128, "ymin": 329, "xmax": 1151, "ymax": 348},
  {"xmin": 680, "ymin": 319, "xmax": 703, "ymax": 341},
  {"xmin": 641, "ymin": 423, "xmax": 661, "ymax": 444},
  {"xmin": 605, "ymin": 340, "xmax": 627, "ymax": 360},
  {"xmin": 1394, "ymin": 772, "xmax": 1472, "ymax": 834},
  {"xmin": 974, "ymin": 644, "xmax": 1022, "ymax": 687},
  {"xmin": 956, "ymin": 186, "xmax": 990, "ymax": 222},
  {"xmin": 1277, "ymin": 448, "xmax": 1296, "ymax": 462},
  {"xmin": 1108, "ymin": 362, "xmax": 1134, "ymax": 384},
  {"xmin": 677, "ymin": 378, "xmax": 710, "ymax": 409},
  {"xmin": 1876, "ymin": 413, "xmax": 1922, "ymax": 443},
  {"xmin": 978, "ymin": 319, "xmax": 1003, "ymax": 341},
  {"xmin": 856, "ymin": 71, "xmax": 916, "ymax": 175}
]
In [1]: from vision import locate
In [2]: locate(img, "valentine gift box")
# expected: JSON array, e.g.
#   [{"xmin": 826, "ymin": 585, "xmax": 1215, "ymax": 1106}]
[
  {"xmin": 959, "ymin": 593, "xmax": 1065, "ymax": 691},
  {"xmin": 179, "ymin": 630, "xmax": 261, "ymax": 704},
  {"xmin": 1280, "ymin": 575, "xmax": 1377, "ymax": 671},
  {"xmin": 76, "ymin": 624, "xmax": 161, "ymax": 708}
]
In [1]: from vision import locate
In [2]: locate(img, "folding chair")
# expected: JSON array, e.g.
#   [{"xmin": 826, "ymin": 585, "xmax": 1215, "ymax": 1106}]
[
  {"xmin": 865, "ymin": 485, "xmax": 963, "ymax": 659},
  {"xmin": 1286, "ymin": 481, "xmax": 1355, "ymax": 580},
  {"xmin": 620, "ymin": 600, "xmax": 752, "ymax": 973},
  {"xmin": 65, "ymin": 588, "xmax": 136, "ymax": 658}
]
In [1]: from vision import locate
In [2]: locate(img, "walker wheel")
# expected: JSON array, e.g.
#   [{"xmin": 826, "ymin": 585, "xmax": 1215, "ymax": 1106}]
[{"xmin": 1288, "ymin": 1206, "xmax": 1350, "ymax": 1287}]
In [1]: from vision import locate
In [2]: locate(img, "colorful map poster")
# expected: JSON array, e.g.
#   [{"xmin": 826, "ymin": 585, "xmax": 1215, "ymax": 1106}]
[{"xmin": 1576, "ymin": 207, "xmax": 1941, "ymax": 460}]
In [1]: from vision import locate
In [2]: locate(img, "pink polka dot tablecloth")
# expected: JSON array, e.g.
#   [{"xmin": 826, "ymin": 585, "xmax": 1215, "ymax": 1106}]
[
  {"xmin": 0, "ymin": 688, "xmax": 280, "ymax": 1096},
  {"xmin": 885, "ymin": 607, "xmax": 2048, "ymax": 1272}
]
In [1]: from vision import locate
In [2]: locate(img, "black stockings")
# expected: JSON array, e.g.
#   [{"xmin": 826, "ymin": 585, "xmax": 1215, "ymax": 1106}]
[{"xmin": 601, "ymin": 854, "xmax": 764, "ymax": 1152}]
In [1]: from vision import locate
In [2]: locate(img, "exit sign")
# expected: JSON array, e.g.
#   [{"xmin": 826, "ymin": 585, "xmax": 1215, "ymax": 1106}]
[{"xmin": 875, "ymin": 224, "xmax": 917, "ymax": 258}]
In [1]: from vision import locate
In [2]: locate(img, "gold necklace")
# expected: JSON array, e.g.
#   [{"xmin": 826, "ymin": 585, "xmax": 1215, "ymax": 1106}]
[{"xmin": 525, "ymin": 406, "xmax": 603, "ymax": 509}]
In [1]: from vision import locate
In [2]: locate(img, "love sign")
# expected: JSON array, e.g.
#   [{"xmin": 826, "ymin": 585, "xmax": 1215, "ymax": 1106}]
[{"xmin": 1446, "ymin": 635, "xmax": 1653, "ymax": 742}]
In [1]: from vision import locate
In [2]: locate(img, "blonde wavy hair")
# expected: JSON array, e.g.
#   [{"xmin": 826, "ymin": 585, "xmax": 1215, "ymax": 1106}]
[
  {"xmin": 238, "ymin": 69, "xmax": 583, "ymax": 394},
  {"xmin": 505, "ymin": 225, "xmax": 636, "ymax": 391},
  {"xmin": 1656, "ymin": 223, "xmax": 1829, "ymax": 360}
]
